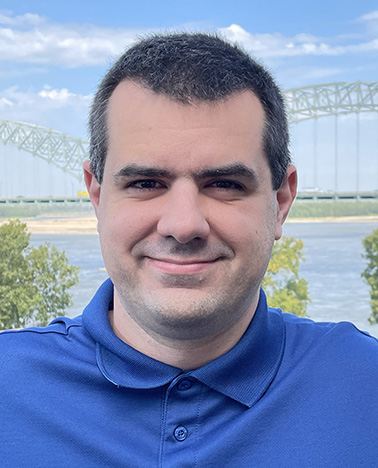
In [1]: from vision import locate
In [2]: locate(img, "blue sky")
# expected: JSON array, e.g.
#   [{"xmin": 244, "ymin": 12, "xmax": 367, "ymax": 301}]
[{"xmin": 0, "ymin": 1, "xmax": 377, "ymax": 139}]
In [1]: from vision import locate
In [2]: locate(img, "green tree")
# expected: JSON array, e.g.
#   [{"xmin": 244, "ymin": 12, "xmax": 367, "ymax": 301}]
[
  {"xmin": 262, "ymin": 236, "xmax": 310, "ymax": 317},
  {"xmin": 362, "ymin": 227, "xmax": 378, "ymax": 324},
  {"xmin": 0, "ymin": 219, "xmax": 80, "ymax": 329}
]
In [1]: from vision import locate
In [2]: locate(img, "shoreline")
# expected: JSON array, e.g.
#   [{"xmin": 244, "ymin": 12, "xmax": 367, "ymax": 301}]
[
  {"xmin": 286, "ymin": 215, "xmax": 378, "ymax": 224},
  {"xmin": 0, "ymin": 215, "xmax": 98, "ymax": 235},
  {"xmin": 1, "ymin": 214, "xmax": 377, "ymax": 235}
]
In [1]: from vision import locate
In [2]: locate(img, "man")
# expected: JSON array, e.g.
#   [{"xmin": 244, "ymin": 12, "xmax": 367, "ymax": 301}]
[{"xmin": 1, "ymin": 33, "xmax": 377, "ymax": 467}]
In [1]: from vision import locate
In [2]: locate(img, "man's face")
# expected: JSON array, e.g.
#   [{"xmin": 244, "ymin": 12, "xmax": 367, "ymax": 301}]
[{"xmin": 85, "ymin": 81, "xmax": 295, "ymax": 341}]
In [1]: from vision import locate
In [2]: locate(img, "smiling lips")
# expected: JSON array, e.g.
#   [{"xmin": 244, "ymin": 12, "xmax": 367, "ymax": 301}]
[{"xmin": 146, "ymin": 257, "xmax": 219, "ymax": 274}]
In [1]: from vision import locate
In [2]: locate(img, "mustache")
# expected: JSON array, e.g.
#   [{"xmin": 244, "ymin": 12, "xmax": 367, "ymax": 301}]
[{"xmin": 132, "ymin": 238, "xmax": 233, "ymax": 260}]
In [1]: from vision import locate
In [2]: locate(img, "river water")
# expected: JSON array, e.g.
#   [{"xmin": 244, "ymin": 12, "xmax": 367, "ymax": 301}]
[{"xmin": 30, "ymin": 221, "xmax": 378, "ymax": 337}]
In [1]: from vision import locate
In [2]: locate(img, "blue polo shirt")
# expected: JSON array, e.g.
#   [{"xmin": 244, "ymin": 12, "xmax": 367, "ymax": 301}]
[{"xmin": 1, "ymin": 278, "xmax": 378, "ymax": 467}]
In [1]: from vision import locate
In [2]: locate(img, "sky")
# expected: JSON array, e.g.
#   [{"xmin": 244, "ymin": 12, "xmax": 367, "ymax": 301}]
[
  {"xmin": 0, "ymin": 1, "xmax": 377, "ymax": 195},
  {"xmin": 0, "ymin": 0, "xmax": 377, "ymax": 138}
]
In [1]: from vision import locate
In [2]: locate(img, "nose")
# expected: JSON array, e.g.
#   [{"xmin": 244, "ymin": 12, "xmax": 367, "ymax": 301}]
[{"xmin": 157, "ymin": 181, "xmax": 210, "ymax": 244}]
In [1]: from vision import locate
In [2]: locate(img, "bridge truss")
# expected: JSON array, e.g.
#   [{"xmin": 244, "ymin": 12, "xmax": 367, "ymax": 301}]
[
  {"xmin": 0, "ymin": 81, "xmax": 377, "ymax": 182},
  {"xmin": 285, "ymin": 81, "xmax": 378, "ymax": 123},
  {"xmin": 0, "ymin": 120, "xmax": 89, "ymax": 181}
]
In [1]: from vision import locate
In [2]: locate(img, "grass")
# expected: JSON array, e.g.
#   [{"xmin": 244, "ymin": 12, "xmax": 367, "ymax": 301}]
[
  {"xmin": 0, "ymin": 203, "xmax": 94, "ymax": 219},
  {"xmin": 289, "ymin": 200, "xmax": 378, "ymax": 218}
]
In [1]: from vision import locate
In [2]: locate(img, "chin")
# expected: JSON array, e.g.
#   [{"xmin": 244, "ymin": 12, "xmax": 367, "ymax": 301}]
[{"xmin": 139, "ymin": 290, "xmax": 239, "ymax": 340}]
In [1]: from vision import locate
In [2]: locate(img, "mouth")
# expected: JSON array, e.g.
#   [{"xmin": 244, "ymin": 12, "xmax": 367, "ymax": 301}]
[{"xmin": 145, "ymin": 257, "xmax": 219, "ymax": 275}]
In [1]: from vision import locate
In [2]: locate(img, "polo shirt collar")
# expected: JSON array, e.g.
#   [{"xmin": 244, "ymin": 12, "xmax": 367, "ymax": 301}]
[{"xmin": 83, "ymin": 278, "xmax": 285, "ymax": 408}]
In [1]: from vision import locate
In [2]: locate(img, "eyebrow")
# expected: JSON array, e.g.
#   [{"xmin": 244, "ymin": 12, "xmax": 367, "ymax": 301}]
[
  {"xmin": 112, "ymin": 162, "xmax": 258, "ymax": 184},
  {"xmin": 112, "ymin": 164, "xmax": 175, "ymax": 182},
  {"xmin": 195, "ymin": 163, "xmax": 258, "ymax": 183}
]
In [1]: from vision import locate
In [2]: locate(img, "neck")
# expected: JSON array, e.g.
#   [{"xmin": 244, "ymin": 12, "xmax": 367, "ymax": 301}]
[{"xmin": 109, "ymin": 295, "xmax": 258, "ymax": 369}]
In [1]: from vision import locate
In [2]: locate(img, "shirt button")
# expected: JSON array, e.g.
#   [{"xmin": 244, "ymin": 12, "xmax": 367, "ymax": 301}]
[
  {"xmin": 177, "ymin": 379, "xmax": 193, "ymax": 391},
  {"xmin": 174, "ymin": 426, "xmax": 188, "ymax": 441}
]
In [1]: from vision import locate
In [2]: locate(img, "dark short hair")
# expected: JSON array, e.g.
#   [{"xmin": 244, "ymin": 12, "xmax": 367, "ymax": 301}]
[{"xmin": 89, "ymin": 33, "xmax": 290, "ymax": 189}]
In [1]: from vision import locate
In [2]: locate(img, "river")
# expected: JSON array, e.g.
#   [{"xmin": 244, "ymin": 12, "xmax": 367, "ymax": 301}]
[{"xmin": 30, "ymin": 221, "xmax": 378, "ymax": 337}]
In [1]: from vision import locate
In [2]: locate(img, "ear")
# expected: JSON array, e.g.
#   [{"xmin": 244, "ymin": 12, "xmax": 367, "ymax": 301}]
[
  {"xmin": 83, "ymin": 160, "xmax": 101, "ymax": 217},
  {"xmin": 275, "ymin": 165, "xmax": 297, "ymax": 240}
]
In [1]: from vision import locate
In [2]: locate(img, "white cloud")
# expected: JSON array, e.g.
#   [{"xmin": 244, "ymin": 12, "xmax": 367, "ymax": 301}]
[
  {"xmin": 219, "ymin": 24, "xmax": 378, "ymax": 58},
  {"xmin": 0, "ymin": 86, "xmax": 91, "ymax": 137},
  {"xmin": 357, "ymin": 10, "xmax": 378, "ymax": 36},
  {"xmin": 0, "ymin": 12, "xmax": 144, "ymax": 67},
  {"xmin": 358, "ymin": 10, "xmax": 378, "ymax": 22},
  {"xmin": 0, "ymin": 11, "xmax": 44, "ymax": 28},
  {"xmin": 0, "ymin": 11, "xmax": 377, "ymax": 70}
]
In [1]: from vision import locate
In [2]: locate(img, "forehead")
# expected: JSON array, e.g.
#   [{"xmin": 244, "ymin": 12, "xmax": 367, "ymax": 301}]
[{"xmin": 106, "ymin": 81, "xmax": 266, "ymax": 173}]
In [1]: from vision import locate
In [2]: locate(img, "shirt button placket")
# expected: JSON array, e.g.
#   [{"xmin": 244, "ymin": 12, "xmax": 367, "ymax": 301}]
[
  {"xmin": 161, "ymin": 376, "xmax": 199, "ymax": 465},
  {"xmin": 172, "ymin": 378, "xmax": 193, "ymax": 444}
]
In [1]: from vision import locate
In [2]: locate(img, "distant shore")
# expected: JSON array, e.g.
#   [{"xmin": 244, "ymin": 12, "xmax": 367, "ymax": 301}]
[
  {"xmin": 0, "ymin": 215, "xmax": 98, "ymax": 235},
  {"xmin": 286, "ymin": 215, "xmax": 378, "ymax": 224},
  {"xmin": 1, "ymin": 214, "xmax": 377, "ymax": 235}
]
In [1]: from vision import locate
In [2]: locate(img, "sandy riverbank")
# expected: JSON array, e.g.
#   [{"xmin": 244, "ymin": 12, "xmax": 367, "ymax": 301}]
[
  {"xmin": 286, "ymin": 215, "xmax": 378, "ymax": 224},
  {"xmin": 0, "ymin": 216, "xmax": 98, "ymax": 234},
  {"xmin": 0, "ymin": 214, "xmax": 377, "ymax": 235}
]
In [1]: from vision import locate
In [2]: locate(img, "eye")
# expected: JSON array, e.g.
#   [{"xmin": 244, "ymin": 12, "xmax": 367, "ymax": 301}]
[
  {"xmin": 127, "ymin": 179, "xmax": 165, "ymax": 190},
  {"xmin": 208, "ymin": 180, "xmax": 244, "ymax": 191}
]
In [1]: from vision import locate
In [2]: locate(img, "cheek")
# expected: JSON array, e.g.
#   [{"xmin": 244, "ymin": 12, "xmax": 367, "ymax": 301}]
[
  {"xmin": 217, "ymin": 202, "xmax": 265, "ymax": 237},
  {"xmin": 98, "ymin": 201, "xmax": 159, "ymax": 250},
  {"xmin": 217, "ymin": 204, "xmax": 276, "ymax": 256},
  {"xmin": 212, "ymin": 210, "xmax": 257, "ymax": 251}
]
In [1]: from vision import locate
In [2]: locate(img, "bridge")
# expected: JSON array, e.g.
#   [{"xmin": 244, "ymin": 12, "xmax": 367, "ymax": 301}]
[{"xmin": 1, "ymin": 81, "xmax": 378, "ymax": 197}]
